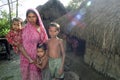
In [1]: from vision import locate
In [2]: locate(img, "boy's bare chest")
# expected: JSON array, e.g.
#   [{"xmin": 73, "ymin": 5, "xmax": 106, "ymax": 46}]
[{"xmin": 48, "ymin": 40, "xmax": 59, "ymax": 48}]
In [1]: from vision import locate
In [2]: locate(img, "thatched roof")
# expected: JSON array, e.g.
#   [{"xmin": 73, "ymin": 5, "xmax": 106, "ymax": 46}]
[
  {"xmin": 36, "ymin": 0, "xmax": 67, "ymax": 28},
  {"xmin": 83, "ymin": 0, "xmax": 120, "ymax": 54},
  {"xmin": 55, "ymin": 0, "xmax": 120, "ymax": 55},
  {"xmin": 55, "ymin": 1, "xmax": 120, "ymax": 79}
]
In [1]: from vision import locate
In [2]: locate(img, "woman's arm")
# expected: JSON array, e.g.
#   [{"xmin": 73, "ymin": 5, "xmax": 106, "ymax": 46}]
[{"xmin": 18, "ymin": 44, "xmax": 34, "ymax": 63}]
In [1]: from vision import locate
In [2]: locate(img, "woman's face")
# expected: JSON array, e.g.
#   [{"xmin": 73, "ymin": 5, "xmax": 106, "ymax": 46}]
[
  {"xmin": 27, "ymin": 12, "xmax": 37, "ymax": 25},
  {"xmin": 37, "ymin": 48, "xmax": 45, "ymax": 58}
]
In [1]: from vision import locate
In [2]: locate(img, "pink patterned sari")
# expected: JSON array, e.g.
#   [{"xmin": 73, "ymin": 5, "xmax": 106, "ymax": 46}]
[{"xmin": 20, "ymin": 8, "xmax": 48, "ymax": 80}]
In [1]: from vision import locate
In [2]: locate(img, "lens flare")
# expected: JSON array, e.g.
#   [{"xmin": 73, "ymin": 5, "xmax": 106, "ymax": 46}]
[
  {"xmin": 86, "ymin": 1, "xmax": 92, "ymax": 7},
  {"xmin": 66, "ymin": 0, "xmax": 92, "ymax": 33}
]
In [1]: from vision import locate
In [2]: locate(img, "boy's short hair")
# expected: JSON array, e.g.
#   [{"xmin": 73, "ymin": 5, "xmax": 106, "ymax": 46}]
[
  {"xmin": 49, "ymin": 22, "xmax": 60, "ymax": 31},
  {"xmin": 12, "ymin": 17, "xmax": 23, "ymax": 25},
  {"xmin": 37, "ymin": 43, "xmax": 47, "ymax": 50}
]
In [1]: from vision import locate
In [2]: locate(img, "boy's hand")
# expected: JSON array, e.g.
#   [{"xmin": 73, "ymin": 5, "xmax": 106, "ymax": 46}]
[
  {"xmin": 58, "ymin": 67, "xmax": 63, "ymax": 75},
  {"xmin": 32, "ymin": 60, "xmax": 37, "ymax": 64}
]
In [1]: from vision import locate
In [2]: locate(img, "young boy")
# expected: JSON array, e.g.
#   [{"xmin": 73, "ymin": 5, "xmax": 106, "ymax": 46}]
[
  {"xmin": 6, "ymin": 17, "xmax": 33, "ymax": 63},
  {"xmin": 47, "ymin": 22, "xmax": 66, "ymax": 80},
  {"xmin": 35, "ymin": 43, "xmax": 51, "ymax": 80}
]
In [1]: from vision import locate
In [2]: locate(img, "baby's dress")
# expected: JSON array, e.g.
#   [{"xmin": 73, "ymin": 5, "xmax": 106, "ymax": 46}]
[{"xmin": 6, "ymin": 29, "xmax": 22, "ymax": 54}]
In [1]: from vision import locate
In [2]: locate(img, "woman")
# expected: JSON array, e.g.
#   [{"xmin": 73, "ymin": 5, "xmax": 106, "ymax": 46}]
[{"xmin": 20, "ymin": 8, "xmax": 48, "ymax": 80}]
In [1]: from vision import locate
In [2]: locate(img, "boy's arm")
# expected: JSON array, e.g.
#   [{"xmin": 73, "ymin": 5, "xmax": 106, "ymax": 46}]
[
  {"xmin": 41, "ymin": 54, "xmax": 48, "ymax": 69},
  {"xmin": 59, "ymin": 39, "xmax": 66, "ymax": 69},
  {"xmin": 36, "ymin": 55, "xmax": 48, "ymax": 69},
  {"xmin": 34, "ymin": 59, "xmax": 42, "ymax": 69}
]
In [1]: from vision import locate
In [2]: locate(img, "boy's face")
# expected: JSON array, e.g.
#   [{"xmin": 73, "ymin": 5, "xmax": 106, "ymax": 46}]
[
  {"xmin": 12, "ymin": 21, "xmax": 22, "ymax": 30},
  {"xmin": 37, "ymin": 48, "xmax": 45, "ymax": 58},
  {"xmin": 48, "ymin": 26, "xmax": 59, "ymax": 38}
]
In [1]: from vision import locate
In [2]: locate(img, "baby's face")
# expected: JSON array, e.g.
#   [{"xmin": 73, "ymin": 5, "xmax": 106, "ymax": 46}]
[
  {"xmin": 37, "ymin": 48, "xmax": 45, "ymax": 58},
  {"xmin": 12, "ymin": 21, "xmax": 22, "ymax": 30}
]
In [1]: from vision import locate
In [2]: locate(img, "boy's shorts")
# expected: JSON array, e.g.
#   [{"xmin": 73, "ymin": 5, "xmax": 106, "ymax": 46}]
[{"xmin": 49, "ymin": 57, "xmax": 64, "ymax": 79}]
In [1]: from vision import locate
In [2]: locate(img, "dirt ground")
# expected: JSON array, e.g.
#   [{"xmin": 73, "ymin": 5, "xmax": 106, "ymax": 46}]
[
  {"xmin": 0, "ymin": 50, "xmax": 116, "ymax": 80},
  {"xmin": 65, "ymin": 52, "xmax": 116, "ymax": 80},
  {"xmin": 0, "ymin": 50, "xmax": 21, "ymax": 80}
]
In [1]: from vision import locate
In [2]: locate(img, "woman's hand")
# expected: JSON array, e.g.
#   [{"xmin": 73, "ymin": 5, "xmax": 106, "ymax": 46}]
[{"xmin": 29, "ymin": 58, "xmax": 34, "ymax": 64}]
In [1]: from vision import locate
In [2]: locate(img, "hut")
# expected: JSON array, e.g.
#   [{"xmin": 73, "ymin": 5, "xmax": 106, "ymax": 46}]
[{"xmin": 55, "ymin": 0, "xmax": 120, "ymax": 79}]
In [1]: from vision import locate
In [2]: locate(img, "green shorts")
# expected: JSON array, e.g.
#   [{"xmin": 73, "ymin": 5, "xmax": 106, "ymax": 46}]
[{"xmin": 48, "ymin": 57, "xmax": 64, "ymax": 79}]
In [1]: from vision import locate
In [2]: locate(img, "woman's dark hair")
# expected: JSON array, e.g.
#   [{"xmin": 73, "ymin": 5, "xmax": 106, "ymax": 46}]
[
  {"xmin": 37, "ymin": 43, "xmax": 47, "ymax": 50},
  {"xmin": 26, "ymin": 9, "xmax": 39, "ymax": 25}
]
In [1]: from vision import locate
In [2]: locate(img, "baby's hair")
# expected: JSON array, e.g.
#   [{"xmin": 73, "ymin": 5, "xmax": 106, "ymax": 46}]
[
  {"xmin": 49, "ymin": 22, "xmax": 60, "ymax": 31},
  {"xmin": 12, "ymin": 17, "xmax": 23, "ymax": 25},
  {"xmin": 37, "ymin": 43, "xmax": 47, "ymax": 50}
]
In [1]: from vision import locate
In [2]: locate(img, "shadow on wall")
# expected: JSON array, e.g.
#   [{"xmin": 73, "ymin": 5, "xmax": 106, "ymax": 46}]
[
  {"xmin": 65, "ymin": 34, "xmax": 86, "ymax": 57},
  {"xmin": 77, "ymin": 38, "xmax": 86, "ymax": 56}
]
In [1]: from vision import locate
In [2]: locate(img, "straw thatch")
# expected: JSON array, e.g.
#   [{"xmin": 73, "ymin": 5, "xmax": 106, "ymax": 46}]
[
  {"xmin": 55, "ymin": 0, "xmax": 120, "ymax": 79},
  {"xmin": 83, "ymin": 0, "xmax": 120, "ymax": 79},
  {"xmin": 36, "ymin": 0, "xmax": 67, "ymax": 29}
]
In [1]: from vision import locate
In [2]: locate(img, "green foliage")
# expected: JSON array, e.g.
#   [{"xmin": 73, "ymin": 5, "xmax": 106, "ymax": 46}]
[
  {"xmin": 0, "ymin": 18, "xmax": 10, "ymax": 37},
  {"xmin": 0, "ymin": 10, "xmax": 10, "ymax": 37},
  {"xmin": 67, "ymin": 0, "xmax": 83, "ymax": 11}
]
